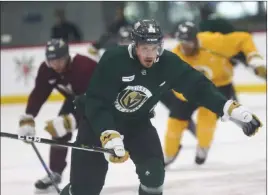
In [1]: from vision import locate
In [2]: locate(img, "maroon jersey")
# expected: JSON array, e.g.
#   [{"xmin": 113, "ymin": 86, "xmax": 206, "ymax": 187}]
[{"xmin": 26, "ymin": 54, "xmax": 97, "ymax": 117}]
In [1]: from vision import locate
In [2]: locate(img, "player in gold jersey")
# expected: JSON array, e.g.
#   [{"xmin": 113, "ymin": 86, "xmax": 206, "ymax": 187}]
[{"xmin": 164, "ymin": 21, "xmax": 266, "ymax": 166}]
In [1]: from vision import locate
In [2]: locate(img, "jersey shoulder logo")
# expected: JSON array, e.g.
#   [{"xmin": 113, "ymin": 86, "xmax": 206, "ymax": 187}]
[
  {"xmin": 148, "ymin": 24, "xmax": 156, "ymax": 33},
  {"xmin": 159, "ymin": 81, "xmax": 166, "ymax": 87},
  {"xmin": 48, "ymin": 79, "xmax": 57, "ymax": 85},
  {"xmin": 115, "ymin": 85, "xmax": 152, "ymax": 113},
  {"xmin": 122, "ymin": 75, "xmax": 135, "ymax": 82}
]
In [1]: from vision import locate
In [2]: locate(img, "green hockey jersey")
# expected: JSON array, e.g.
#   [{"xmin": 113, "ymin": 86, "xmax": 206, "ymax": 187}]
[{"xmin": 80, "ymin": 45, "xmax": 227, "ymax": 135}]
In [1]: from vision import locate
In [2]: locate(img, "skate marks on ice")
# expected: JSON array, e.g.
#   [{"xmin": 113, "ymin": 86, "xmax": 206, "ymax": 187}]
[
  {"xmin": 29, "ymin": 160, "xmax": 265, "ymax": 195},
  {"xmin": 164, "ymin": 159, "xmax": 266, "ymax": 195},
  {"xmin": 6, "ymin": 160, "xmax": 263, "ymax": 195},
  {"xmin": 24, "ymin": 160, "xmax": 266, "ymax": 195},
  {"xmin": 100, "ymin": 159, "xmax": 266, "ymax": 195}
]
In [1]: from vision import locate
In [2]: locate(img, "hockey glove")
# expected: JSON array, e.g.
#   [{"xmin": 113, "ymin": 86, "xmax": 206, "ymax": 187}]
[
  {"xmin": 88, "ymin": 44, "xmax": 100, "ymax": 57},
  {"xmin": 100, "ymin": 130, "xmax": 129, "ymax": 163},
  {"xmin": 248, "ymin": 55, "xmax": 266, "ymax": 80},
  {"xmin": 18, "ymin": 114, "xmax": 35, "ymax": 143},
  {"xmin": 222, "ymin": 100, "xmax": 262, "ymax": 136},
  {"xmin": 45, "ymin": 113, "xmax": 77, "ymax": 138},
  {"xmin": 254, "ymin": 66, "xmax": 266, "ymax": 80}
]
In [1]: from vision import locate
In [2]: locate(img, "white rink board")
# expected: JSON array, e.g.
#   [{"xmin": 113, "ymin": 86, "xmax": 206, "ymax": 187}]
[
  {"xmin": 0, "ymin": 93, "xmax": 266, "ymax": 195},
  {"xmin": 1, "ymin": 33, "xmax": 267, "ymax": 96}
]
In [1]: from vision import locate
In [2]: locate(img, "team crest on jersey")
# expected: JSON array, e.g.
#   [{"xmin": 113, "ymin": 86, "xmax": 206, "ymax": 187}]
[{"xmin": 115, "ymin": 85, "xmax": 152, "ymax": 113}]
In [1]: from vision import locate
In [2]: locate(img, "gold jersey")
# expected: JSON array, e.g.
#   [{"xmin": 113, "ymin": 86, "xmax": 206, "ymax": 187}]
[{"xmin": 172, "ymin": 32, "xmax": 260, "ymax": 101}]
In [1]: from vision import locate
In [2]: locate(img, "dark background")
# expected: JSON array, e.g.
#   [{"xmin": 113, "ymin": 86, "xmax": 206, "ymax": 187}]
[{"xmin": 1, "ymin": 1, "xmax": 267, "ymax": 47}]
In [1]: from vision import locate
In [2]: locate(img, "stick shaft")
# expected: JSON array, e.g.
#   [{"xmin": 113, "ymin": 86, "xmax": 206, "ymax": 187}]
[
  {"xmin": 31, "ymin": 143, "xmax": 61, "ymax": 193},
  {"xmin": 0, "ymin": 132, "xmax": 114, "ymax": 155}
]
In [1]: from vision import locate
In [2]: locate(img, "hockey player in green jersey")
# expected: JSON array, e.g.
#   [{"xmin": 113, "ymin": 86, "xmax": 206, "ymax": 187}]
[{"xmin": 60, "ymin": 19, "xmax": 262, "ymax": 195}]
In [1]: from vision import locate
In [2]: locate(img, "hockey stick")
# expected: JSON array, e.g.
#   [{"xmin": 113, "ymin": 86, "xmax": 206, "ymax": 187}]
[
  {"xmin": 31, "ymin": 143, "xmax": 61, "ymax": 194},
  {"xmin": 0, "ymin": 132, "xmax": 115, "ymax": 155}
]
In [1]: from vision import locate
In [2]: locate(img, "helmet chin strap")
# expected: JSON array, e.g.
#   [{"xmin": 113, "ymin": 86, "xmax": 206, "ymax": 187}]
[
  {"xmin": 128, "ymin": 43, "xmax": 135, "ymax": 59},
  {"xmin": 158, "ymin": 40, "xmax": 164, "ymax": 56},
  {"xmin": 157, "ymin": 45, "xmax": 164, "ymax": 56}
]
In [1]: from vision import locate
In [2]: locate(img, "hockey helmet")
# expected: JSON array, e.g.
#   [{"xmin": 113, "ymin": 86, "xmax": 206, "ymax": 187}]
[
  {"xmin": 175, "ymin": 21, "xmax": 198, "ymax": 42},
  {"xmin": 45, "ymin": 39, "xmax": 69, "ymax": 61},
  {"xmin": 131, "ymin": 19, "xmax": 163, "ymax": 45},
  {"xmin": 118, "ymin": 26, "xmax": 132, "ymax": 45}
]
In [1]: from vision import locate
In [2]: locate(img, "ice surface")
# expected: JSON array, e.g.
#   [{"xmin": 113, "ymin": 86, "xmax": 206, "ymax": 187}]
[{"xmin": 1, "ymin": 94, "xmax": 266, "ymax": 195}]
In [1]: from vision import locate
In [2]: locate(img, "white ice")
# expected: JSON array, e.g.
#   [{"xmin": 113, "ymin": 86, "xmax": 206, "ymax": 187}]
[{"xmin": 1, "ymin": 94, "xmax": 267, "ymax": 195}]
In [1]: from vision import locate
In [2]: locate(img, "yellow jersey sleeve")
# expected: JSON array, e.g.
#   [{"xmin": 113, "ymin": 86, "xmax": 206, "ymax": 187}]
[
  {"xmin": 171, "ymin": 47, "xmax": 188, "ymax": 64},
  {"xmin": 199, "ymin": 32, "xmax": 260, "ymax": 61}
]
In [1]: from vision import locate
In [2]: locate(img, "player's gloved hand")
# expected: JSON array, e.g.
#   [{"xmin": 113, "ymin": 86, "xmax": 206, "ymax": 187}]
[
  {"xmin": 248, "ymin": 55, "xmax": 266, "ymax": 80},
  {"xmin": 88, "ymin": 44, "xmax": 99, "ymax": 57},
  {"xmin": 45, "ymin": 113, "xmax": 76, "ymax": 138},
  {"xmin": 100, "ymin": 130, "xmax": 129, "ymax": 163},
  {"xmin": 18, "ymin": 114, "xmax": 35, "ymax": 143},
  {"xmin": 222, "ymin": 100, "xmax": 262, "ymax": 136},
  {"xmin": 254, "ymin": 66, "xmax": 266, "ymax": 80}
]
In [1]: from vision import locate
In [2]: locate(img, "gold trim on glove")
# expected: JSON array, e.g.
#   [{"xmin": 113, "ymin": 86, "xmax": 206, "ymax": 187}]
[
  {"xmin": 63, "ymin": 115, "xmax": 72, "ymax": 131},
  {"xmin": 254, "ymin": 66, "xmax": 267, "ymax": 79},
  {"xmin": 19, "ymin": 118, "xmax": 35, "ymax": 127},
  {"xmin": 45, "ymin": 121, "xmax": 57, "ymax": 137},
  {"xmin": 250, "ymin": 114, "xmax": 263, "ymax": 136},
  {"xmin": 228, "ymin": 101, "xmax": 241, "ymax": 116},
  {"xmin": 109, "ymin": 151, "xmax": 130, "ymax": 163},
  {"xmin": 100, "ymin": 133, "xmax": 121, "ymax": 147}
]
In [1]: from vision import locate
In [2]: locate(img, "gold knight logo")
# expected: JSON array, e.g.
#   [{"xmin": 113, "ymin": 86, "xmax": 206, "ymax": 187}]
[
  {"xmin": 115, "ymin": 85, "xmax": 152, "ymax": 113},
  {"xmin": 121, "ymin": 91, "xmax": 145, "ymax": 109}
]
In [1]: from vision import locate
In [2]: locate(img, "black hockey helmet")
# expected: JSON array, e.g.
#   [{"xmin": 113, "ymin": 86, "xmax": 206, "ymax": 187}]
[
  {"xmin": 118, "ymin": 26, "xmax": 132, "ymax": 45},
  {"xmin": 175, "ymin": 21, "xmax": 198, "ymax": 42},
  {"xmin": 45, "ymin": 39, "xmax": 69, "ymax": 61},
  {"xmin": 131, "ymin": 19, "xmax": 163, "ymax": 45},
  {"xmin": 200, "ymin": 3, "xmax": 215, "ymax": 19}
]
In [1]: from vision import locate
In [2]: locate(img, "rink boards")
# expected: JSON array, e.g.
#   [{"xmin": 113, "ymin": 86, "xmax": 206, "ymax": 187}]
[{"xmin": 1, "ymin": 33, "xmax": 266, "ymax": 104}]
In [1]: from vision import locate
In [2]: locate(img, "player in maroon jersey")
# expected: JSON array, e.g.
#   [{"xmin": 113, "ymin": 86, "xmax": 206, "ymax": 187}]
[{"xmin": 17, "ymin": 39, "xmax": 97, "ymax": 192}]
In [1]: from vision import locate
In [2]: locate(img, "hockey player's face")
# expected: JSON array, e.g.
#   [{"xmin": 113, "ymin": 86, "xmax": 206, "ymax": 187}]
[
  {"xmin": 180, "ymin": 40, "xmax": 198, "ymax": 56},
  {"xmin": 49, "ymin": 56, "xmax": 68, "ymax": 73},
  {"xmin": 136, "ymin": 44, "xmax": 159, "ymax": 68}
]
